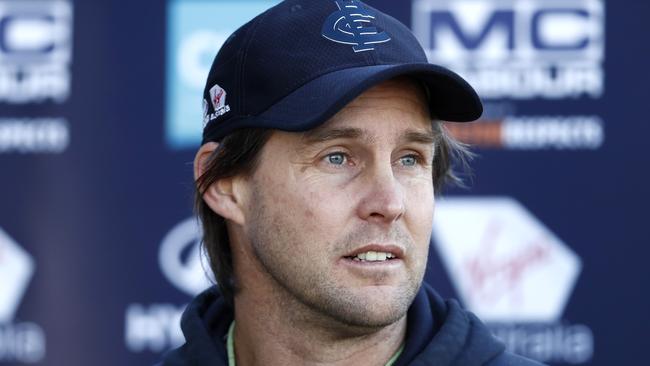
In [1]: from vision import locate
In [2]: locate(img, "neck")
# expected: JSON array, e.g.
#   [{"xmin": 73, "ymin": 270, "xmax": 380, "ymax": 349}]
[{"xmin": 232, "ymin": 287, "xmax": 407, "ymax": 366}]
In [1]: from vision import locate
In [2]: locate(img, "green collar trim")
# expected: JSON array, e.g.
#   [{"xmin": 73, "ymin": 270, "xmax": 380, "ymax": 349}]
[
  {"xmin": 227, "ymin": 321, "xmax": 236, "ymax": 366},
  {"xmin": 226, "ymin": 321, "xmax": 404, "ymax": 366},
  {"xmin": 386, "ymin": 343, "xmax": 404, "ymax": 366}
]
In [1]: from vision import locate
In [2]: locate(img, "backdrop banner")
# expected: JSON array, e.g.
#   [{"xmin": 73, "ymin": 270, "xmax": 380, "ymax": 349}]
[{"xmin": 1, "ymin": 0, "xmax": 647, "ymax": 365}]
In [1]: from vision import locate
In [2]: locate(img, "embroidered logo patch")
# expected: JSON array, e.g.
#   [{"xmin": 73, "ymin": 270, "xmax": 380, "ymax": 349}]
[
  {"xmin": 204, "ymin": 84, "xmax": 231, "ymax": 125},
  {"xmin": 321, "ymin": 0, "xmax": 391, "ymax": 52},
  {"xmin": 209, "ymin": 84, "xmax": 227, "ymax": 110}
]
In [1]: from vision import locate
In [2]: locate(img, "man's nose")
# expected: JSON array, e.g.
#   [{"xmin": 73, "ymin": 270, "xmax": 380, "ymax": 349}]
[{"xmin": 357, "ymin": 163, "xmax": 406, "ymax": 224}]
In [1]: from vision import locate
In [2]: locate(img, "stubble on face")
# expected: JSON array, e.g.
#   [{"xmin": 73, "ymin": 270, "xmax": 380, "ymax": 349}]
[{"xmin": 246, "ymin": 183, "xmax": 425, "ymax": 331}]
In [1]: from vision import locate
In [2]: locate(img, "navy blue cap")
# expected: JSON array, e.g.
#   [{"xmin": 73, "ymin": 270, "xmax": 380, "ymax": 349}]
[{"xmin": 201, "ymin": 0, "xmax": 482, "ymax": 144}]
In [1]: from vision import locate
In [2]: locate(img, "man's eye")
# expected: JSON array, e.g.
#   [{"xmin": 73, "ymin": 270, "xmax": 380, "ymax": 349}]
[
  {"xmin": 399, "ymin": 155, "xmax": 419, "ymax": 167},
  {"xmin": 325, "ymin": 152, "xmax": 347, "ymax": 165}
]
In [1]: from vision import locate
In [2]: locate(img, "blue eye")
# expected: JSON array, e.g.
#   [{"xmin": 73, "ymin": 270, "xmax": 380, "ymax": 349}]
[
  {"xmin": 400, "ymin": 155, "xmax": 418, "ymax": 166},
  {"xmin": 326, "ymin": 152, "xmax": 346, "ymax": 165}
]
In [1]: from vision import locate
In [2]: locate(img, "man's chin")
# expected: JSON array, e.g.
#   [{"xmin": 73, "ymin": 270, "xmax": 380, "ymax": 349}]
[
  {"xmin": 307, "ymin": 286, "xmax": 415, "ymax": 329},
  {"xmin": 328, "ymin": 303, "xmax": 408, "ymax": 330}
]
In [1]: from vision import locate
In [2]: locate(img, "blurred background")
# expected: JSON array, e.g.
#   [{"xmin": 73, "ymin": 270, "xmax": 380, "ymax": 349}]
[{"xmin": 1, "ymin": 0, "xmax": 648, "ymax": 365}]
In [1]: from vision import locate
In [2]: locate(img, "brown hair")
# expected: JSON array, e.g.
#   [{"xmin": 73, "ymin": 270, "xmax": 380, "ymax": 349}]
[{"xmin": 194, "ymin": 123, "xmax": 470, "ymax": 306}]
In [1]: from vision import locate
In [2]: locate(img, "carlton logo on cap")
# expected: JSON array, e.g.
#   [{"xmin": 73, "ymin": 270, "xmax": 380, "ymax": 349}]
[{"xmin": 321, "ymin": 0, "xmax": 391, "ymax": 52}]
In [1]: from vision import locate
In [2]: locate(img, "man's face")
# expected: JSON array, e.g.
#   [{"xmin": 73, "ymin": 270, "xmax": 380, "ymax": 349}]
[{"xmin": 240, "ymin": 78, "xmax": 435, "ymax": 328}]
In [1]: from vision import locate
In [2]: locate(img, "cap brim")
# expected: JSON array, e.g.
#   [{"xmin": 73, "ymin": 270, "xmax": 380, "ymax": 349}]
[{"xmin": 204, "ymin": 63, "xmax": 482, "ymax": 141}]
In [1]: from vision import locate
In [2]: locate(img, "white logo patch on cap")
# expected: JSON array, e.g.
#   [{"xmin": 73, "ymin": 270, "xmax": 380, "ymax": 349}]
[
  {"xmin": 209, "ymin": 84, "xmax": 227, "ymax": 110},
  {"xmin": 205, "ymin": 84, "xmax": 231, "ymax": 125}
]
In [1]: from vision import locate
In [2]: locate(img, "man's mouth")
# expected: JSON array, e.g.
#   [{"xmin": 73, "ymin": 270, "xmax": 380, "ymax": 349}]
[
  {"xmin": 343, "ymin": 245, "xmax": 404, "ymax": 263},
  {"xmin": 345, "ymin": 251, "xmax": 398, "ymax": 262}
]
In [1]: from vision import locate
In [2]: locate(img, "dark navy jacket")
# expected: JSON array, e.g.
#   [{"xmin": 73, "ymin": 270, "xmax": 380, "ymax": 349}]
[{"xmin": 159, "ymin": 284, "xmax": 545, "ymax": 366}]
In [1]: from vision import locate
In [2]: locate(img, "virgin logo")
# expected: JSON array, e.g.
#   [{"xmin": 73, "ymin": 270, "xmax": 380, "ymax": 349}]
[
  {"xmin": 463, "ymin": 219, "xmax": 552, "ymax": 307},
  {"xmin": 432, "ymin": 197, "xmax": 581, "ymax": 322}
]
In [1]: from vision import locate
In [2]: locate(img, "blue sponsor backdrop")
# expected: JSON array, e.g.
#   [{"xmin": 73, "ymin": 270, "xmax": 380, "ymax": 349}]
[{"xmin": 0, "ymin": 0, "xmax": 648, "ymax": 364}]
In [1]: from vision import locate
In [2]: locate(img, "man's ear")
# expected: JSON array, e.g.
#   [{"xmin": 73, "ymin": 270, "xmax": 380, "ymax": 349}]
[{"xmin": 194, "ymin": 142, "xmax": 247, "ymax": 226}]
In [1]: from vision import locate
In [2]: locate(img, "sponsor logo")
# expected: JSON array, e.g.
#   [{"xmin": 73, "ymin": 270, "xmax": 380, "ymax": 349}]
[
  {"xmin": 124, "ymin": 303, "xmax": 186, "ymax": 353},
  {"xmin": 126, "ymin": 217, "xmax": 213, "ymax": 353},
  {"xmin": 0, "ymin": 117, "xmax": 69, "ymax": 154},
  {"xmin": 413, "ymin": 0, "xmax": 606, "ymax": 151},
  {"xmin": 321, "ymin": 0, "xmax": 391, "ymax": 52},
  {"xmin": 444, "ymin": 115, "xmax": 604, "ymax": 150},
  {"xmin": 0, "ymin": 227, "xmax": 46, "ymax": 363},
  {"xmin": 159, "ymin": 217, "xmax": 213, "ymax": 296},
  {"xmin": 209, "ymin": 84, "xmax": 226, "ymax": 110},
  {"xmin": 0, "ymin": 228, "xmax": 34, "ymax": 323},
  {"xmin": 431, "ymin": 197, "xmax": 592, "ymax": 363},
  {"xmin": 0, "ymin": 0, "xmax": 73, "ymax": 104},
  {"xmin": 412, "ymin": 0, "xmax": 605, "ymax": 100},
  {"xmin": 203, "ymin": 84, "xmax": 231, "ymax": 126},
  {"xmin": 165, "ymin": 0, "xmax": 279, "ymax": 149}
]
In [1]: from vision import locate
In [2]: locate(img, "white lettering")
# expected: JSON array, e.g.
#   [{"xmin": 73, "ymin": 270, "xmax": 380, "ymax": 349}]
[
  {"xmin": 125, "ymin": 304, "xmax": 185, "ymax": 353},
  {"xmin": 0, "ymin": 118, "xmax": 69, "ymax": 154},
  {"xmin": 503, "ymin": 116, "xmax": 604, "ymax": 149},
  {"xmin": 0, "ymin": 0, "xmax": 73, "ymax": 104},
  {"xmin": 0, "ymin": 322, "xmax": 46, "ymax": 363},
  {"xmin": 413, "ymin": 0, "xmax": 605, "ymax": 100},
  {"xmin": 458, "ymin": 65, "xmax": 603, "ymax": 99},
  {"xmin": 491, "ymin": 323, "xmax": 594, "ymax": 364},
  {"xmin": 0, "ymin": 66, "xmax": 70, "ymax": 103}
]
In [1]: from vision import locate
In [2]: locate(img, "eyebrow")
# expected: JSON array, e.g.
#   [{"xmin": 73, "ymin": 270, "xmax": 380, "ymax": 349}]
[
  {"xmin": 302, "ymin": 127, "xmax": 372, "ymax": 144},
  {"xmin": 302, "ymin": 127, "xmax": 436, "ymax": 146},
  {"xmin": 400, "ymin": 130, "xmax": 437, "ymax": 145}
]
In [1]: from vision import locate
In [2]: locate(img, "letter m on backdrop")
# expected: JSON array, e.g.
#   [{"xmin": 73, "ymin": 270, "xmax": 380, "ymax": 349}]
[{"xmin": 428, "ymin": 10, "xmax": 515, "ymax": 51}]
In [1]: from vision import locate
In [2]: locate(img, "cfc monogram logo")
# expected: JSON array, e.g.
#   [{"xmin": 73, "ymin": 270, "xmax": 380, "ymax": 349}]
[{"xmin": 322, "ymin": 0, "xmax": 391, "ymax": 52}]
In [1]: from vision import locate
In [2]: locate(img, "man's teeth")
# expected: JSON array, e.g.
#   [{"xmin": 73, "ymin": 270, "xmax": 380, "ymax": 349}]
[{"xmin": 351, "ymin": 251, "xmax": 396, "ymax": 262}]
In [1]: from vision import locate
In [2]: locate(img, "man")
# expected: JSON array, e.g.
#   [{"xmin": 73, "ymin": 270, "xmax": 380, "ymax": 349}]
[{"xmin": 160, "ymin": 0, "xmax": 544, "ymax": 365}]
